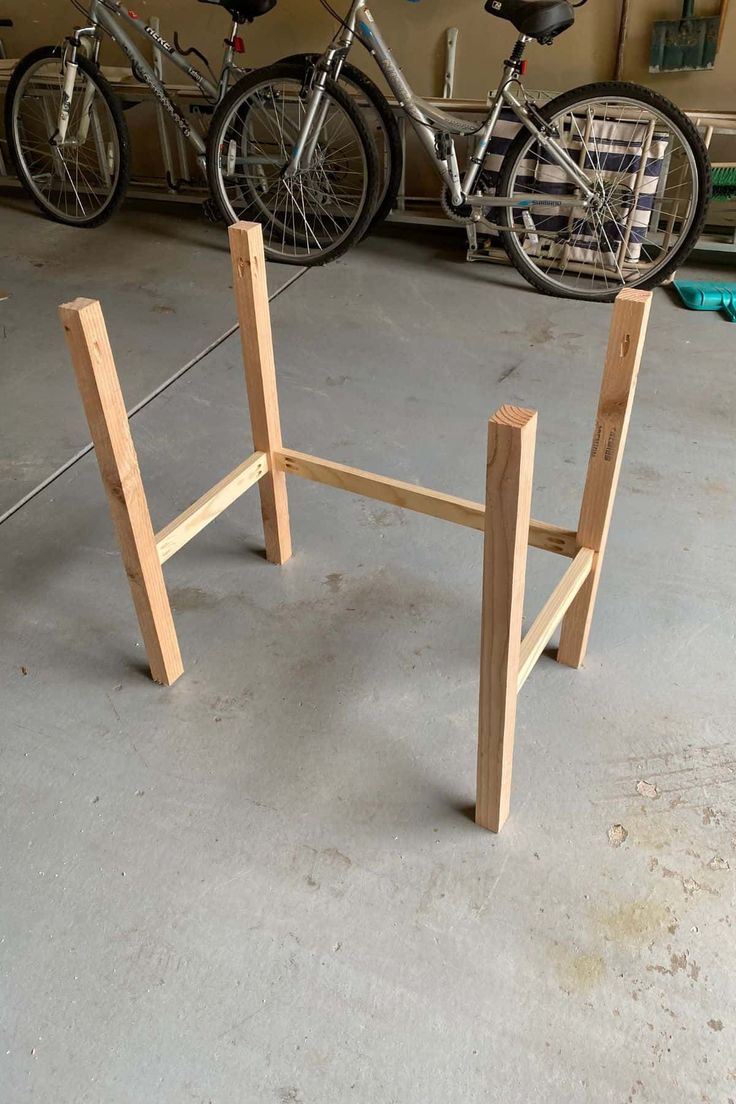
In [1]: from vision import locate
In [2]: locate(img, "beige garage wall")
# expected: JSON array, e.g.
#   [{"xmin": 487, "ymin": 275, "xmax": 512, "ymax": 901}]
[
  {"xmin": 2, "ymin": 1, "xmax": 733, "ymax": 187},
  {"xmin": 4, "ymin": 2, "xmax": 735, "ymax": 105},
  {"xmin": 8, "ymin": 1, "xmax": 611, "ymax": 95},
  {"xmin": 3, "ymin": 0, "xmax": 730, "ymax": 107}
]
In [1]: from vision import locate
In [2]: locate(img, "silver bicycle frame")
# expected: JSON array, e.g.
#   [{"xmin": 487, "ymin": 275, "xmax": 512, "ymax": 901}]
[
  {"xmin": 71, "ymin": 0, "xmax": 242, "ymax": 162},
  {"xmin": 289, "ymin": 0, "xmax": 594, "ymax": 209}
]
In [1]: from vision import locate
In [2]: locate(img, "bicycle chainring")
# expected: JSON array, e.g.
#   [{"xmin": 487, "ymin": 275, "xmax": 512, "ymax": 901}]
[
  {"xmin": 440, "ymin": 186, "xmax": 474, "ymax": 225},
  {"xmin": 441, "ymin": 171, "xmax": 497, "ymax": 225}
]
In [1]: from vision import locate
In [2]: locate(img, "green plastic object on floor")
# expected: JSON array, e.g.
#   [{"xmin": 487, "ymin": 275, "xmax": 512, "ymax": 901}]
[
  {"xmin": 712, "ymin": 165, "xmax": 736, "ymax": 201},
  {"xmin": 673, "ymin": 280, "xmax": 736, "ymax": 322}
]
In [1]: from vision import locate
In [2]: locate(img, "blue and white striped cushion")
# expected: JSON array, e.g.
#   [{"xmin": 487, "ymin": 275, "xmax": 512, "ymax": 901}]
[{"xmin": 481, "ymin": 109, "xmax": 668, "ymax": 268}]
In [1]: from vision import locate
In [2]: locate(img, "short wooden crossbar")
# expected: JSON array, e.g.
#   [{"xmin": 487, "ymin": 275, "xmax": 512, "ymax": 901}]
[
  {"xmin": 60, "ymin": 221, "xmax": 652, "ymax": 835},
  {"xmin": 155, "ymin": 451, "xmax": 268, "ymax": 564},
  {"xmin": 517, "ymin": 547, "xmax": 595, "ymax": 692}
]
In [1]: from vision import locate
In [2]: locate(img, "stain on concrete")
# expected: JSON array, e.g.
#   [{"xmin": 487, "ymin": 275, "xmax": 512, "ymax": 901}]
[
  {"xmin": 169, "ymin": 585, "xmax": 222, "ymax": 611},
  {"xmin": 324, "ymin": 572, "xmax": 344, "ymax": 594},
  {"xmin": 209, "ymin": 691, "xmax": 253, "ymax": 716},
  {"xmin": 595, "ymin": 899, "xmax": 673, "ymax": 945},
  {"xmin": 295, "ymin": 844, "xmax": 353, "ymax": 898},
  {"xmin": 502, "ymin": 319, "xmax": 555, "ymax": 346},
  {"xmin": 497, "ymin": 362, "xmax": 521, "ymax": 384},
  {"xmin": 707, "ymin": 1018, "xmax": 724, "ymax": 1031},
  {"xmin": 552, "ymin": 945, "xmax": 606, "ymax": 994},
  {"xmin": 363, "ymin": 505, "xmax": 406, "ymax": 528},
  {"xmin": 608, "ymin": 823, "xmax": 629, "ymax": 847},
  {"xmin": 708, "ymin": 855, "xmax": 730, "ymax": 871},
  {"xmin": 647, "ymin": 951, "xmax": 701, "ymax": 981},
  {"xmin": 322, "ymin": 847, "xmax": 351, "ymax": 868},
  {"xmin": 703, "ymin": 480, "xmax": 730, "ymax": 495},
  {"xmin": 629, "ymin": 463, "xmax": 664, "ymax": 485},
  {"xmin": 659, "ymin": 867, "xmax": 720, "ymax": 899}
]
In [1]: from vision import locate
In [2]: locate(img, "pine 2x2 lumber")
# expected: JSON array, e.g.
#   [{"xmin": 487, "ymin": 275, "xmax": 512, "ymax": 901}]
[
  {"xmin": 557, "ymin": 288, "xmax": 652, "ymax": 669},
  {"xmin": 58, "ymin": 223, "xmax": 653, "ymax": 835},
  {"xmin": 516, "ymin": 546, "xmax": 595, "ymax": 691},
  {"xmin": 275, "ymin": 448, "xmax": 577, "ymax": 558},
  {"xmin": 476, "ymin": 406, "xmax": 538, "ymax": 834},
  {"xmin": 155, "ymin": 451, "xmax": 268, "ymax": 565},
  {"xmin": 58, "ymin": 297, "xmax": 183, "ymax": 687},
  {"xmin": 228, "ymin": 223, "xmax": 292, "ymax": 566}
]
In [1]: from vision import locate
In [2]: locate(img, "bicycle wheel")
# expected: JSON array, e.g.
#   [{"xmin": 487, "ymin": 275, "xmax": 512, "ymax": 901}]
[
  {"xmin": 207, "ymin": 62, "xmax": 380, "ymax": 265},
  {"xmin": 496, "ymin": 81, "xmax": 711, "ymax": 301},
  {"xmin": 278, "ymin": 53, "xmax": 403, "ymax": 229},
  {"xmin": 5, "ymin": 46, "xmax": 130, "ymax": 228}
]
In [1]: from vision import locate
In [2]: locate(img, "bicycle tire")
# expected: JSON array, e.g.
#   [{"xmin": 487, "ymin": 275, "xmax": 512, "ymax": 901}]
[
  {"xmin": 496, "ymin": 81, "xmax": 711, "ymax": 301},
  {"xmin": 5, "ymin": 45, "xmax": 131, "ymax": 228},
  {"xmin": 206, "ymin": 62, "xmax": 381, "ymax": 266},
  {"xmin": 277, "ymin": 53, "xmax": 403, "ymax": 229}
]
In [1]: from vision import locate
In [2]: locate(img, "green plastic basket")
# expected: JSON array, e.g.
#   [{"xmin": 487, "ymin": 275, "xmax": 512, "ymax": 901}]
[{"xmin": 673, "ymin": 280, "xmax": 736, "ymax": 322}]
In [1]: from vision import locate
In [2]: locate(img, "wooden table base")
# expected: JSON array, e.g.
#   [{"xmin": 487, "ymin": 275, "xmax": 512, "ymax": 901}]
[{"xmin": 59, "ymin": 222, "xmax": 652, "ymax": 833}]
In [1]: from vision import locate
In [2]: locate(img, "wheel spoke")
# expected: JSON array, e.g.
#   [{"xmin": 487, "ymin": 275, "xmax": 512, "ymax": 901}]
[
  {"xmin": 499, "ymin": 92, "xmax": 702, "ymax": 298},
  {"xmin": 11, "ymin": 55, "xmax": 122, "ymax": 224},
  {"xmin": 211, "ymin": 72, "xmax": 373, "ymax": 262}
]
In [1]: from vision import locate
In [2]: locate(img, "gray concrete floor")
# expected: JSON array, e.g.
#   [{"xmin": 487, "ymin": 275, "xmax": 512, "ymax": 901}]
[
  {"xmin": 1, "ymin": 202, "xmax": 735, "ymax": 1103},
  {"xmin": 0, "ymin": 195, "xmax": 300, "ymax": 516}
]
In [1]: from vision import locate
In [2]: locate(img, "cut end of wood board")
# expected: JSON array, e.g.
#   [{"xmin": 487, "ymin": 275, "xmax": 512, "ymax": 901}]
[
  {"xmin": 228, "ymin": 220, "xmax": 261, "ymax": 235},
  {"xmin": 614, "ymin": 288, "xmax": 653, "ymax": 303},
  {"xmin": 490, "ymin": 405, "xmax": 537, "ymax": 429},
  {"xmin": 228, "ymin": 221, "xmax": 263, "ymax": 261},
  {"xmin": 58, "ymin": 297, "xmax": 100, "ymax": 321}
]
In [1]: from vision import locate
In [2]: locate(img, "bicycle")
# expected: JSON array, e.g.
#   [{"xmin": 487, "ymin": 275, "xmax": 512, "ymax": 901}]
[
  {"xmin": 207, "ymin": 0, "xmax": 712, "ymax": 299},
  {"xmin": 3, "ymin": 0, "xmax": 274, "ymax": 227}
]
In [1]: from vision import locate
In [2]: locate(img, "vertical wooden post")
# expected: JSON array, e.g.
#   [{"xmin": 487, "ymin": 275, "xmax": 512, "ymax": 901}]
[
  {"xmin": 59, "ymin": 298, "xmax": 183, "ymax": 686},
  {"xmin": 476, "ymin": 405, "xmax": 538, "ymax": 833},
  {"xmin": 557, "ymin": 288, "xmax": 652, "ymax": 669},
  {"xmin": 228, "ymin": 222, "xmax": 292, "ymax": 565}
]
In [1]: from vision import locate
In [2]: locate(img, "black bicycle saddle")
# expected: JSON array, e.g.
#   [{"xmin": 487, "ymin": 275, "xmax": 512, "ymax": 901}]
[
  {"xmin": 197, "ymin": 0, "xmax": 277, "ymax": 22},
  {"xmin": 484, "ymin": 0, "xmax": 575, "ymax": 42}
]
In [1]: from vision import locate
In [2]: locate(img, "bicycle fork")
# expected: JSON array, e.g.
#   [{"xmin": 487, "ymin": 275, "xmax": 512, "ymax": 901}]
[
  {"xmin": 57, "ymin": 49, "xmax": 78, "ymax": 144},
  {"xmin": 56, "ymin": 31, "xmax": 98, "ymax": 144},
  {"xmin": 284, "ymin": 72, "xmax": 331, "ymax": 178}
]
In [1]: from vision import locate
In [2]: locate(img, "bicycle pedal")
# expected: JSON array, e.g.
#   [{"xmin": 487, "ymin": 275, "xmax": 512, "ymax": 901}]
[{"xmin": 202, "ymin": 197, "xmax": 225, "ymax": 224}]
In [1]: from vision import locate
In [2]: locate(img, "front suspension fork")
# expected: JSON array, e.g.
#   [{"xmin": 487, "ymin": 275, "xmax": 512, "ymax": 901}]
[
  {"xmin": 56, "ymin": 31, "xmax": 99, "ymax": 146},
  {"xmin": 56, "ymin": 45, "xmax": 79, "ymax": 144},
  {"xmin": 285, "ymin": 74, "xmax": 330, "ymax": 177}
]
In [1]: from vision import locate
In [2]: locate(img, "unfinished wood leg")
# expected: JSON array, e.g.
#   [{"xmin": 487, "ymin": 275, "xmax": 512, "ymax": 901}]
[
  {"xmin": 228, "ymin": 222, "xmax": 292, "ymax": 565},
  {"xmin": 59, "ymin": 299, "xmax": 183, "ymax": 686},
  {"xmin": 476, "ymin": 406, "xmax": 538, "ymax": 833},
  {"xmin": 558, "ymin": 289, "xmax": 652, "ymax": 669}
]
